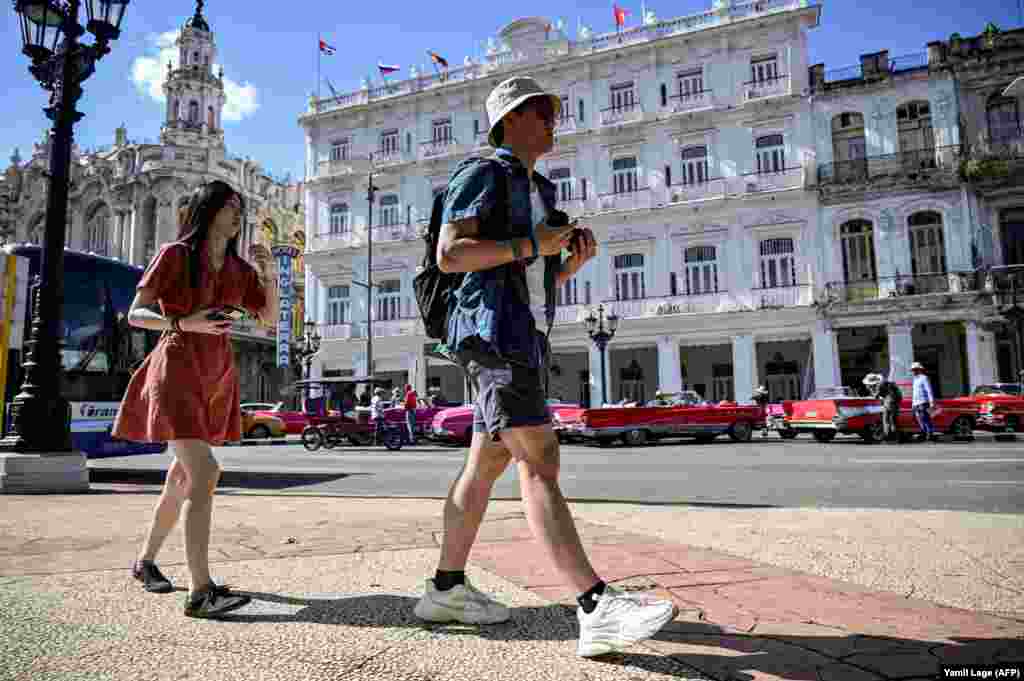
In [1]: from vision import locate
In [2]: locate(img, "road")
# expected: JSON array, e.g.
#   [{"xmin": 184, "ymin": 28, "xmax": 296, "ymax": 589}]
[{"xmin": 88, "ymin": 434, "xmax": 1024, "ymax": 513}]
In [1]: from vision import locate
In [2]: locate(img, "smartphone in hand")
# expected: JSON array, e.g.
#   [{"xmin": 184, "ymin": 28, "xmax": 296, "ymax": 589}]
[{"xmin": 206, "ymin": 305, "xmax": 247, "ymax": 322}]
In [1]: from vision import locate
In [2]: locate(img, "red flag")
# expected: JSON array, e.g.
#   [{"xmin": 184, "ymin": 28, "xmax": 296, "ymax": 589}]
[
  {"xmin": 613, "ymin": 4, "xmax": 629, "ymax": 26},
  {"xmin": 427, "ymin": 51, "xmax": 448, "ymax": 69},
  {"xmin": 319, "ymin": 39, "xmax": 336, "ymax": 55}
]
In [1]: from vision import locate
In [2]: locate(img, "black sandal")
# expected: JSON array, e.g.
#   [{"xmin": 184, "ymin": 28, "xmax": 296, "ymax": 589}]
[
  {"xmin": 132, "ymin": 560, "xmax": 174, "ymax": 594},
  {"xmin": 184, "ymin": 582, "xmax": 251, "ymax": 619}
]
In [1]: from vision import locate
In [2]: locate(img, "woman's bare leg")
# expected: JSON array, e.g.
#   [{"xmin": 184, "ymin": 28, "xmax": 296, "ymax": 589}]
[
  {"xmin": 138, "ymin": 459, "xmax": 187, "ymax": 563},
  {"xmin": 170, "ymin": 439, "xmax": 222, "ymax": 594}
]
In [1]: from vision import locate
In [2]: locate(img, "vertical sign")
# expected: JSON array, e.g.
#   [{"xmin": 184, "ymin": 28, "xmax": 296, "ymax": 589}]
[{"xmin": 272, "ymin": 245, "xmax": 300, "ymax": 369}]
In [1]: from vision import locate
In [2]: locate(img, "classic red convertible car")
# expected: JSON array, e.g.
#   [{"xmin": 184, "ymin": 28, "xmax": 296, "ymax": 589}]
[
  {"xmin": 965, "ymin": 384, "xmax": 1024, "ymax": 433},
  {"xmin": 781, "ymin": 386, "xmax": 978, "ymax": 443},
  {"xmin": 570, "ymin": 391, "xmax": 762, "ymax": 446}
]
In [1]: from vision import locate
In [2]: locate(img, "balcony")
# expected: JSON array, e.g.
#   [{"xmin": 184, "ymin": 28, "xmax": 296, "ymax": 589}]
[
  {"xmin": 559, "ymin": 198, "xmax": 588, "ymax": 219},
  {"xmin": 373, "ymin": 148, "xmax": 411, "ymax": 168},
  {"xmin": 317, "ymin": 158, "xmax": 360, "ymax": 179},
  {"xmin": 666, "ymin": 90, "xmax": 714, "ymax": 114},
  {"xmin": 421, "ymin": 139, "xmax": 459, "ymax": 159},
  {"xmin": 318, "ymin": 316, "xmax": 421, "ymax": 341},
  {"xmin": 597, "ymin": 188, "xmax": 651, "ymax": 212},
  {"xmin": 730, "ymin": 167, "xmax": 805, "ymax": 195},
  {"xmin": 822, "ymin": 272, "xmax": 982, "ymax": 305},
  {"xmin": 370, "ymin": 222, "xmax": 418, "ymax": 243},
  {"xmin": 742, "ymin": 75, "xmax": 790, "ymax": 102},
  {"xmin": 747, "ymin": 285, "xmax": 814, "ymax": 309},
  {"xmin": 818, "ymin": 145, "xmax": 961, "ymax": 186},
  {"xmin": 668, "ymin": 178, "xmax": 727, "ymax": 203},
  {"xmin": 610, "ymin": 292, "xmax": 739, "ymax": 319},
  {"xmin": 599, "ymin": 104, "xmax": 643, "ymax": 127},
  {"xmin": 310, "ymin": 229, "xmax": 358, "ymax": 251},
  {"xmin": 555, "ymin": 116, "xmax": 579, "ymax": 136}
]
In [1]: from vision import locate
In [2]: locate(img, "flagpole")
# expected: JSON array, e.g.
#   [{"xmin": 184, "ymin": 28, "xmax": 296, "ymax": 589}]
[{"xmin": 317, "ymin": 32, "xmax": 321, "ymax": 107}]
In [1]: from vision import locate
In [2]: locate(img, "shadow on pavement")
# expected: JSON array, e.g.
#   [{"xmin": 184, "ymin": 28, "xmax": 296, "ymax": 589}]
[
  {"xmin": 204, "ymin": 591, "xmax": 1024, "ymax": 678},
  {"xmin": 89, "ymin": 468, "xmax": 367, "ymax": 491}
]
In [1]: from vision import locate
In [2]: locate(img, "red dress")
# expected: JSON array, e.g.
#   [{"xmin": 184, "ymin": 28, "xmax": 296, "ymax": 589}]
[{"xmin": 112, "ymin": 242, "xmax": 268, "ymax": 445}]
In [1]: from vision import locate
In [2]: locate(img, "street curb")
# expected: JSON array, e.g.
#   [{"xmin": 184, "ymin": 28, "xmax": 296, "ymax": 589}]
[{"xmin": 222, "ymin": 438, "xmax": 296, "ymax": 447}]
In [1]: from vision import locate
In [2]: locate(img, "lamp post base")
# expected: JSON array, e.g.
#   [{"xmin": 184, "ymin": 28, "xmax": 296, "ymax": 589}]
[{"xmin": 0, "ymin": 451, "xmax": 88, "ymax": 494}]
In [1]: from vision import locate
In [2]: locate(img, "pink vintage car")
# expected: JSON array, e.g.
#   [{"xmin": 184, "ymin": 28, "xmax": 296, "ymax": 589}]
[
  {"xmin": 381, "ymin": 404, "xmax": 450, "ymax": 440},
  {"xmin": 429, "ymin": 402, "xmax": 582, "ymax": 446}
]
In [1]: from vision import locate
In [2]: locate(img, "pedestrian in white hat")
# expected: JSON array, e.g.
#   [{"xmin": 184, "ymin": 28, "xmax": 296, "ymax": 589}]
[
  {"xmin": 415, "ymin": 75, "xmax": 676, "ymax": 658},
  {"xmin": 910, "ymin": 362, "xmax": 937, "ymax": 442}
]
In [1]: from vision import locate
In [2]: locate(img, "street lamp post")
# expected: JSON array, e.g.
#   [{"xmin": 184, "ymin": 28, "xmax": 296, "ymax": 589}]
[
  {"xmin": 350, "ymin": 154, "xmax": 379, "ymax": 379},
  {"xmin": 295, "ymin": 319, "xmax": 321, "ymax": 379},
  {"xmin": 1, "ymin": 0, "xmax": 129, "ymax": 493},
  {"xmin": 584, "ymin": 304, "xmax": 620, "ymax": 407}
]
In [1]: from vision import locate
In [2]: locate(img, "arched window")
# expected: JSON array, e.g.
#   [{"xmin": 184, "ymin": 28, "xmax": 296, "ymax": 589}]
[
  {"xmin": 683, "ymin": 245, "xmax": 719, "ymax": 295},
  {"xmin": 207, "ymin": 105, "xmax": 215, "ymax": 129},
  {"xmin": 329, "ymin": 203, "xmax": 349, "ymax": 234},
  {"xmin": 376, "ymin": 279, "xmax": 402, "ymax": 321},
  {"xmin": 987, "ymin": 94, "xmax": 1021, "ymax": 142},
  {"xmin": 908, "ymin": 211, "xmax": 947, "ymax": 292},
  {"xmin": 172, "ymin": 99, "xmax": 180, "ymax": 120},
  {"xmin": 193, "ymin": 51, "xmax": 199, "ymax": 64},
  {"xmin": 188, "ymin": 101, "xmax": 199, "ymax": 123},
  {"xmin": 619, "ymin": 359, "xmax": 645, "ymax": 404},
  {"xmin": 759, "ymin": 238, "xmax": 796, "ymax": 289},
  {"xmin": 85, "ymin": 204, "xmax": 110, "ymax": 255},
  {"xmin": 379, "ymin": 194, "xmax": 400, "ymax": 227}
]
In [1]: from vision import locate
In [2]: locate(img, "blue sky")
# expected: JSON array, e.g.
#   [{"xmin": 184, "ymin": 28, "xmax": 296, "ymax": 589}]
[{"xmin": 0, "ymin": 0, "xmax": 1017, "ymax": 184}]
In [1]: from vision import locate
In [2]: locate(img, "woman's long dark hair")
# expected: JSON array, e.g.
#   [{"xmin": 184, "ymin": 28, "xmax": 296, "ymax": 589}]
[{"xmin": 178, "ymin": 180, "xmax": 245, "ymax": 288}]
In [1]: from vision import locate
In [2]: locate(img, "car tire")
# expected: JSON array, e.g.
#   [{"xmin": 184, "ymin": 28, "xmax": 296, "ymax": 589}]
[
  {"xmin": 247, "ymin": 425, "xmax": 271, "ymax": 440},
  {"xmin": 383, "ymin": 429, "xmax": 403, "ymax": 451},
  {"xmin": 779, "ymin": 429, "xmax": 798, "ymax": 440},
  {"xmin": 463, "ymin": 428, "xmax": 473, "ymax": 447},
  {"xmin": 860, "ymin": 422, "xmax": 884, "ymax": 444},
  {"xmin": 812, "ymin": 430, "xmax": 837, "ymax": 443},
  {"xmin": 300, "ymin": 426, "xmax": 322, "ymax": 452},
  {"xmin": 948, "ymin": 416, "xmax": 975, "ymax": 440},
  {"xmin": 622, "ymin": 429, "xmax": 648, "ymax": 446},
  {"xmin": 1007, "ymin": 416, "xmax": 1020, "ymax": 433},
  {"xmin": 729, "ymin": 421, "xmax": 753, "ymax": 442},
  {"xmin": 694, "ymin": 434, "xmax": 717, "ymax": 444}
]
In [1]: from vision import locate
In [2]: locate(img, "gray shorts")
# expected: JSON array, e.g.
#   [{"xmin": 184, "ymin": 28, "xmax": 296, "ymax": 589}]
[{"xmin": 457, "ymin": 354, "xmax": 550, "ymax": 442}]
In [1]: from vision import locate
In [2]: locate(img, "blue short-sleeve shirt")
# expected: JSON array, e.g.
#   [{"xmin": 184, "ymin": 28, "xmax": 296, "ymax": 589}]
[{"xmin": 442, "ymin": 148, "xmax": 557, "ymax": 368}]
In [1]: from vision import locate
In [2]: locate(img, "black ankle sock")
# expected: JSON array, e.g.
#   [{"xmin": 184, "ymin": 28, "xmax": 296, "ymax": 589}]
[
  {"xmin": 577, "ymin": 580, "xmax": 606, "ymax": 614},
  {"xmin": 434, "ymin": 570, "xmax": 466, "ymax": 591}
]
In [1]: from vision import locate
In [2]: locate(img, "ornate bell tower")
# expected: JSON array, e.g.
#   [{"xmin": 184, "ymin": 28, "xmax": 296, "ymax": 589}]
[{"xmin": 160, "ymin": 0, "xmax": 226, "ymax": 149}]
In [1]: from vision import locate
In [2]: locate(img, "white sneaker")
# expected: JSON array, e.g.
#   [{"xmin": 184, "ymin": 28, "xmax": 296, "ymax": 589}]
[
  {"xmin": 576, "ymin": 586, "xmax": 678, "ymax": 658},
  {"xmin": 413, "ymin": 578, "xmax": 511, "ymax": 624}
]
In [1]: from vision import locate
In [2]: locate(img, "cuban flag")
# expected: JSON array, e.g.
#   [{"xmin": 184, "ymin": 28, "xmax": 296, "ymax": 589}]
[
  {"xmin": 319, "ymin": 39, "xmax": 336, "ymax": 55},
  {"xmin": 378, "ymin": 62, "xmax": 400, "ymax": 77}
]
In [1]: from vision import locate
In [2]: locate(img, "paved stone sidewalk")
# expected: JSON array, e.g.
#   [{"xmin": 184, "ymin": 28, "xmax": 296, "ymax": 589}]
[{"xmin": 1, "ymin": 494, "xmax": 1022, "ymax": 681}]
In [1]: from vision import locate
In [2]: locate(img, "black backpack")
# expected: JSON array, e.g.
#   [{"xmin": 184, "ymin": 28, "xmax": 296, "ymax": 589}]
[{"xmin": 413, "ymin": 157, "xmax": 508, "ymax": 341}]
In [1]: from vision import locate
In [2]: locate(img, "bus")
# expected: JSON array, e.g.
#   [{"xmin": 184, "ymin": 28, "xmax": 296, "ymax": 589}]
[{"xmin": 0, "ymin": 245, "xmax": 167, "ymax": 458}]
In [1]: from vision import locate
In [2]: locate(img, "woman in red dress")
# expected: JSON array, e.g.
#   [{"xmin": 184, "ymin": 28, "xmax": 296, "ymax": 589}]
[{"xmin": 113, "ymin": 180, "xmax": 276, "ymax": 618}]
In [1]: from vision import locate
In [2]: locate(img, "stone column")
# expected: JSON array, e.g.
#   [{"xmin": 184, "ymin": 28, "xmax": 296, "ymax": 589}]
[
  {"xmin": 732, "ymin": 334, "xmax": 757, "ymax": 404},
  {"xmin": 887, "ymin": 321, "xmax": 914, "ymax": 383},
  {"xmin": 812, "ymin": 320, "xmax": 841, "ymax": 390},
  {"xmin": 965, "ymin": 321, "xmax": 998, "ymax": 390},
  {"xmin": 656, "ymin": 335, "xmax": 683, "ymax": 394},
  {"xmin": 129, "ymin": 204, "xmax": 144, "ymax": 266},
  {"xmin": 407, "ymin": 346, "xmax": 427, "ymax": 394}
]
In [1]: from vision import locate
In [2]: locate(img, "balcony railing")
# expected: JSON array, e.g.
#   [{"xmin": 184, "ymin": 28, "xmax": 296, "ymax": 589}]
[
  {"xmin": 318, "ymin": 316, "xmax": 422, "ymax": 341},
  {"xmin": 730, "ymin": 167, "xmax": 805, "ymax": 194},
  {"xmin": 818, "ymin": 145, "xmax": 961, "ymax": 185},
  {"xmin": 473, "ymin": 132, "xmax": 490, "ymax": 149},
  {"xmin": 742, "ymin": 75, "xmax": 790, "ymax": 101},
  {"xmin": 421, "ymin": 139, "xmax": 458, "ymax": 159},
  {"xmin": 370, "ymin": 222, "xmax": 419, "ymax": 242},
  {"xmin": 609, "ymin": 292, "xmax": 738, "ymax": 319},
  {"xmin": 667, "ymin": 90, "xmax": 714, "ymax": 113},
  {"xmin": 747, "ymin": 285, "xmax": 814, "ymax": 309},
  {"xmin": 374, "ymin": 148, "xmax": 410, "ymax": 167},
  {"xmin": 559, "ymin": 198, "xmax": 588, "ymax": 218},
  {"xmin": 599, "ymin": 104, "xmax": 643, "ymax": 126},
  {"xmin": 555, "ymin": 116, "xmax": 578, "ymax": 135},
  {"xmin": 597, "ymin": 188, "xmax": 651, "ymax": 212},
  {"xmin": 668, "ymin": 178, "xmax": 727, "ymax": 203},
  {"xmin": 311, "ymin": 229, "xmax": 357, "ymax": 251},
  {"xmin": 822, "ymin": 271, "xmax": 982, "ymax": 304},
  {"xmin": 982, "ymin": 265, "xmax": 1024, "ymax": 306},
  {"xmin": 317, "ymin": 158, "xmax": 359, "ymax": 179}
]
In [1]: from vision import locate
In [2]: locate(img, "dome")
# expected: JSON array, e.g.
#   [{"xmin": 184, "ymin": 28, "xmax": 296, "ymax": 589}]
[{"xmin": 184, "ymin": 0, "xmax": 210, "ymax": 32}]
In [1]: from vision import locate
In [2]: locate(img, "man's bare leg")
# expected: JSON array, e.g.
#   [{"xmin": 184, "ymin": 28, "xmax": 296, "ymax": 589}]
[
  {"xmin": 437, "ymin": 433, "xmax": 513, "ymax": 570},
  {"xmin": 500, "ymin": 424, "xmax": 600, "ymax": 594}
]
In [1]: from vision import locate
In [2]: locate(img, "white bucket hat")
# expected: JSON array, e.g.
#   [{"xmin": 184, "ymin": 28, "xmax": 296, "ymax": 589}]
[
  {"xmin": 910, "ymin": 361, "xmax": 925, "ymax": 371},
  {"xmin": 862, "ymin": 373, "xmax": 883, "ymax": 385},
  {"xmin": 485, "ymin": 76, "xmax": 562, "ymax": 147}
]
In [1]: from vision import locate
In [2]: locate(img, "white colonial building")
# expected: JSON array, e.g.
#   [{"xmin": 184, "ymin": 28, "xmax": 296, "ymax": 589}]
[
  {"xmin": 0, "ymin": 1, "xmax": 305, "ymax": 402},
  {"xmin": 298, "ymin": 0, "xmax": 1018, "ymax": 406}
]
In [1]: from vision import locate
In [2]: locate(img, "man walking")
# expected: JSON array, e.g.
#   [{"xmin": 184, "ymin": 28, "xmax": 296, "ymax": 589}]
[
  {"xmin": 413, "ymin": 76, "xmax": 678, "ymax": 657},
  {"xmin": 403, "ymin": 383, "xmax": 418, "ymax": 444},
  {"xmin": 911, "ymin": 362, "xmax": 937, "ymax": 442}
]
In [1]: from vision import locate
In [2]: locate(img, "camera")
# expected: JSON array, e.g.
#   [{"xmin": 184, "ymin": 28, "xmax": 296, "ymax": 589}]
[
  {"xmin": 206, "ymin": 305, "xmax": 247, "ymax": 322},
  {"xmin": 545, "ymin": 209, "xmax": 585, "ymax": 253}
]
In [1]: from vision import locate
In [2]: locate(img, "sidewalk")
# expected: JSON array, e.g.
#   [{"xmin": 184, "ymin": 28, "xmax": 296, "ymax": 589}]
[{"xmin": 1, "ymin": 493, "xmax": 1022, "ymax": 681}]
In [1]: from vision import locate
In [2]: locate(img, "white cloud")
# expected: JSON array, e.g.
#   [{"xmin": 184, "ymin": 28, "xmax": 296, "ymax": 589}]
[{"xmin": 130, "ymin": 29, "xmax": 259, "ymax": 123}]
